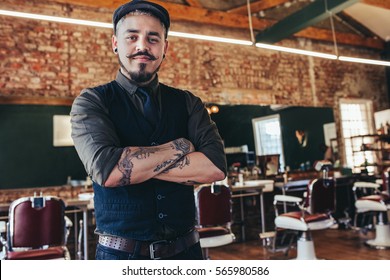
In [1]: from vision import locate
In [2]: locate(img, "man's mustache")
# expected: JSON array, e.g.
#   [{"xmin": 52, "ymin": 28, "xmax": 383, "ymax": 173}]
[{"xmin": 126, "ymin": 51, "xmax": 157, "ymax": 61}]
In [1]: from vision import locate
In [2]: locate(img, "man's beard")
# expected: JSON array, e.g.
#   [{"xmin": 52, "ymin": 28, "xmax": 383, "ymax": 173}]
[{"xmin": 119, "ymin": 57, "xmax": 161, "ymax": 84}]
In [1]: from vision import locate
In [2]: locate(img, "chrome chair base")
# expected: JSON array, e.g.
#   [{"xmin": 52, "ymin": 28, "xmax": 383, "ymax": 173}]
[
  {"xmin": 365, "ymin": 224, "xmax": 390, "ymax": 249},
  {"xmin": 295, "ymin": 239, "xmax": 319, "ymax": 260}
]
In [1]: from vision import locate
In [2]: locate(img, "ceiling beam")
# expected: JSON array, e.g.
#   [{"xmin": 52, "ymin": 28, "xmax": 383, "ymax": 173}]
[
  {"xmin": 52, "ymin": 0, "xmax": 271, "ymax": 30},
  {"xmin": 228, "ymin": 0, "xmax": 291, "ymax": 15},
  {"xmin": 255, "ymin": 0, "xmax": 359, "ymax": 44},
  {"xmin": 361, "ymin": 0, "xmax": 390, "ymax": 10},
  {"xmin": 184, "ymin": 0, "xmax": 203, "ymax": 8},
  {"xmin": 44, "ymin": 0, "xmax": 383, "ymax": 49},
  {"xmin": 296, "ymin": 26, "xmax": 383, "ymax": 49}
]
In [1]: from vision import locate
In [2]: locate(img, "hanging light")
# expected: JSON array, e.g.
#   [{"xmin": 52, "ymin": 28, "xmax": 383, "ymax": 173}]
[
  {"xmin": 210, "ymin": 105, "xmax": 219, "ymax": 114},
  {"xmin": 205, "ymin": 104, "xmax": 219, "ymax": 114}
]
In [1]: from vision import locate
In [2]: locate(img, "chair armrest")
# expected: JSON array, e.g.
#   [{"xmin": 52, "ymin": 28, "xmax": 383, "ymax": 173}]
[
  {"xmin": 0, "ymin": 221, "xmax": 5, "ymax": 234},
  {"xmin": 353, "ymin": 181, "xmax": 382, "ymax": 197},
  {"xmin": 0, "ymin": 221, "xmax": 7, "ymax": 260},
  {"xmin": 353, "ymin": 182, "xmax": 381, "ymax": 190},
  {"xmin": 274, "ymin": 195, "xmax": 302, "ymax": 203}
]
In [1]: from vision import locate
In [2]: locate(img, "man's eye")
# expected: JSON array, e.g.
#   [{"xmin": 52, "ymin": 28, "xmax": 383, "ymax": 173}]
[
  {"xmin": 148, "ymin": 38, "xmax": 159, "ymax": 43},
  {"xmin": 127, "ymin": 35, "xmax": 137, "ymax": 40}
]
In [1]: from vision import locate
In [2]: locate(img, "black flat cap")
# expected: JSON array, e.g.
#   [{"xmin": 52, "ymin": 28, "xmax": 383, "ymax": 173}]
[{"xmin": 113, "ymin": 0, "xmax": 170, "ymax": 37}]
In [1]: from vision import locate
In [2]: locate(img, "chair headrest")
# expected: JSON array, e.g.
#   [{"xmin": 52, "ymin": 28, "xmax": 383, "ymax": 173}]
[
  {"xmin": 31, "ymin": 197, "xmax": 45, "ymax": 209},
  {"xmin": 314, "ymin": 160, "xmax": 333, "ymax": 172},
  {"xmin": 211, "ymin": 184, "xmax": 221, "ymax": 194}
]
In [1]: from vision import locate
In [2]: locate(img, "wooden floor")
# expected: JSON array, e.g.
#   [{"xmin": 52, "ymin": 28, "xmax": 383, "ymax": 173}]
[{"xmin": 207, "ymin": 228, "xmax": 390, "ymax": 260}]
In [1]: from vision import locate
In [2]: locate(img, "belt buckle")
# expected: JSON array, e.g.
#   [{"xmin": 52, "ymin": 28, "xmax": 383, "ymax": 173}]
[{"xmin": 149, "ymin": 240, "xmax": 169, "ymax": 260}]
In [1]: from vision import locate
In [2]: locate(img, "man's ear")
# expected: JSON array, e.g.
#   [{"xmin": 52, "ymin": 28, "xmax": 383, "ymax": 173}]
[
  {"xmin": 163, "ymin": 40, "xmax": 169, "ymax": 58},
  {"xmin": 112, "ymin": 35, "xmax": 118, "ymax": 54}
]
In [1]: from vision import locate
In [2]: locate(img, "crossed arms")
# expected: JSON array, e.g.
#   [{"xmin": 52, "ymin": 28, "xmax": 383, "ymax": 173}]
[
  {"xmin": 70, "ymin": 89, "xmax": 226, "ymax": 188},
  {"xmin": 104, "ymin": 137, "xmax": 225, "ymax": 187}
]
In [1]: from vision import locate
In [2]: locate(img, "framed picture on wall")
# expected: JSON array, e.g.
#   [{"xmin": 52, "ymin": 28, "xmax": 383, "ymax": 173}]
[{"xmin": 53, "ymin": 115, "xmax": 73, "ymax": 147}]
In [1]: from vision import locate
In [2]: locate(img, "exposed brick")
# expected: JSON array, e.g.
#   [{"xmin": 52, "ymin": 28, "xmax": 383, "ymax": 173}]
[{"xmin": 0, "ymin": 1, "xmax": 388, "ymax": 123}]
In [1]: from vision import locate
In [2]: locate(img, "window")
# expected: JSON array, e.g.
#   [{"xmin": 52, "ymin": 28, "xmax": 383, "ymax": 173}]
[
  {"xmin": 339, "ymin": 99, "xmax": 375, "ymax": 173},
  {"xmin": 252, "ymin": 114, "xmax": 285, "ymax": 171}
]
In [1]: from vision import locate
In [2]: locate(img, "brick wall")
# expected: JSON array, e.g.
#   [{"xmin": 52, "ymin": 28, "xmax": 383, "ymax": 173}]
[{"xmin": 0, "ymin": 0, "xmax": 388, "ymax": 111}]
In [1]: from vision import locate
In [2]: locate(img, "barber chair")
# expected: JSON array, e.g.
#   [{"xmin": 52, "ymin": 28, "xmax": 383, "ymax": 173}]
[
  {"xmin": 194, "ymin": 184, "xmax": 236, "ymax": 259},
  {"xmin": 353, "ymin": 175, "xmax": 390, "ymax": 249},
  {"xmin": 352, "ymin": 181, "xmax": 381, "ymax": 230},
  {"xmin": 260, "ymin": 195, "xmax": 301, "ymax": 258},
  {"xmin": 273, "ymin": 161, "xmax": 336, "ymax": 259},
  {"xmin": 0, "ymin": 195, "xmax": 71, "ymax": 260}
]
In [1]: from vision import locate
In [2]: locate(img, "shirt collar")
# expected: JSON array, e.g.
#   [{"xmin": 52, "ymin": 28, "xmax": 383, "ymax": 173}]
[{"xmin": 115, "ymin": 70, "xmax": 159, "ymax": 96}]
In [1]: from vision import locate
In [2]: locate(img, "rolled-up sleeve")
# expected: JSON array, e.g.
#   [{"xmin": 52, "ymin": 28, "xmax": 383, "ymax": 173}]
[
  {"xmin": 70, "ymin": 89, "xmax": 123, "ymax": 186},
  {"xmin": 185, "ymin": 91, "xmax": 227, "ymax": 175}
]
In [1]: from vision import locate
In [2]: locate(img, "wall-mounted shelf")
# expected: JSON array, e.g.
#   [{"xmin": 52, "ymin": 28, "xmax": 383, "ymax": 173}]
[{"xmin": 350, "ymin": 134, "xmax": 390, "ymax": 175}]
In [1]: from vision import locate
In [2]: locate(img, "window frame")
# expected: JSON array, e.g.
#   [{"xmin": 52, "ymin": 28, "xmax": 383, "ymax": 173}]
[
  {"xmin": 252, "ymin": 114, "xmax": 285, "ymax": 171},
  {"xmin": 339, "ymin": 98, "xmax": 375, "ymax": 172}
]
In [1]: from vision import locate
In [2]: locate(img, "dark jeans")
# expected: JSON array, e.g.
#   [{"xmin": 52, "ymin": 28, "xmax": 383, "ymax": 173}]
[{"xmin": 95, "ymin": 241, "xmax": 204, "ymax": 260}]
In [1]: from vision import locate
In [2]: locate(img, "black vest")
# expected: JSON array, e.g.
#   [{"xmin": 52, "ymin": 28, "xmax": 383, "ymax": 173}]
[{"xmin": 92, "ymin": 81, "xmax": 196, "ymax": 241}]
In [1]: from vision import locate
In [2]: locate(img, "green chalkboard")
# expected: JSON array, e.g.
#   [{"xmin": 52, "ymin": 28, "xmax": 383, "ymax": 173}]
[{"xmin": 0, "ymin": 104, "xmax": 86, "ymax": 189}]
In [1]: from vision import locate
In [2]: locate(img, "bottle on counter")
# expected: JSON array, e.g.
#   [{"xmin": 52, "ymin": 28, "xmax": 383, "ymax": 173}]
[
  {"xmin": 238, "ymin": 173, "xmax": 244, "ymax": 186},
  {"xmin": 385, "ymin": 121, "xmax": 390, "ymax": 135},
  {"xmin": 66, "ymin": 176, "xmax": 71, "ymax": 186}
]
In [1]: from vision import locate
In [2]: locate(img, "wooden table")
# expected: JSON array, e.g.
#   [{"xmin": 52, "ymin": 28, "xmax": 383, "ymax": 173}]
[
  {"xmin": 274, "ymin": 179, "xmax": 311, "ymax": 194},
  {"xmin": 64, "ymin": 198, "xmax": 92, "ymax": 260},
  {"xmin": 230, "ymin": 180, "xmax": 274, "ymax": 242}
]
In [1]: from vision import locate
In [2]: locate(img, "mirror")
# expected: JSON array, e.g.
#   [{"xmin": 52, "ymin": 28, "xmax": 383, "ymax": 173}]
[{"xmin": 209, "ymin": 104, "xmax": 335, "ymax": 172}]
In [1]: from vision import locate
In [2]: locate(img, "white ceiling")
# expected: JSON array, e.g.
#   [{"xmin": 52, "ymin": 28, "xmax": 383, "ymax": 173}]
[{"xmin": 345, "ymin": 3, "xmax": 390, "ymax": 42}]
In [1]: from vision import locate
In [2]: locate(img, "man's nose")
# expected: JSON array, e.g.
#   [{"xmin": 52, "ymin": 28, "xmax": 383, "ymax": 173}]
[{"xmin": 136, "ymin": 38, "xmax": 149, "ymax": 52}]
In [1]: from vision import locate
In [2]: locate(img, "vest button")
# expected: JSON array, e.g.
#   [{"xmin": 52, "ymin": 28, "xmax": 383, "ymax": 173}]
[
  {"xmin": 158, "ymin": 213, "xmax": 165, "ymax": 219},
  {"xmin": 157, "ymin": 194, "xmax": 165, "ymax": 200},
  {"xmin": 151, "ymin": 142, "xmax": 159, "ymax": 146}
]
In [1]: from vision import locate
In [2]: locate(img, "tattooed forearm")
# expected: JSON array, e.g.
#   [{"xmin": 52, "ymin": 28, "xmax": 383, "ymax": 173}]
[
  {"xmin": 170, "ymin": 155, "xmax": 190, "ymax": 170},
  {"xmin": 159, "ymin": 155, "xmax": 191, "ymax": 174},
  {"xmin": 172, "ymin": 138, "xmax": 192, "ymax": 155},
  {"xmin": 155, "ymin": 139, "xmax": 193, "ymax": 173},
  {"xmin": 154, "ymin": 158, "xmax": 176, "ymax": 172},
  {"xmin": 134, "ymin": 147, "xmax": 159, "ymax": 159},
  {"xmin": 115, "ymin": 138, "xmax": 194, "ymax": 186},
  {"xmin": 117, "ymin": 146, "xmax": 159, "ymax": 185},
  {"xmin": 117, "ymin": 147, "xmax": 133, "ymax": 186}
]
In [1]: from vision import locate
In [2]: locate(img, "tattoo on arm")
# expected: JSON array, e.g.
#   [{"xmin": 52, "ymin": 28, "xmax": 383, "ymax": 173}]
[
  {"xmin": 154, "ymin": 158, "xmax": 176, "ymax": 173},
  {"xmin": 116, "ymin": 138, "xmax": 193, "ymax": 185},
  {"xmin": 117, "ymin": 147, "xmax": 133, "ymax": 186},
  {"xmin": 117, "ymin": 146, "xmax": 159, "ymax": 185},
  {"xmin": 172, "ymin": 138, "xmax": 192, "ymax": 155},
  {"xmin": 161, "ymin": 155, "xmax": 190, "ymax": 174},
  {"xmin": 156, "ymin": 138, "xmax": 192, "ymax": 173}
]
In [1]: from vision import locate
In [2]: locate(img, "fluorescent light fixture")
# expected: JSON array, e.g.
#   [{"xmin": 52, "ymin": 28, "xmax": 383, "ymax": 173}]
[
  {"xmin": 255, "ymin": 42, "xmax": 337, "ymax": 60},
  {"xmin": 169, "ymin": 31, "xmax": 253, "ymax": 46},
  {"xmin": 0, "ymin": 9, "xmax": 252, "ymax": 46},
  {"xmin": 0, "ymin": 9, "xmax": 388, "ymax": 67},
  {"xmin": 339, "ymin": 56, "xmax": 390, "ymax": 67},
  {"xmin": 0, "ymin": 9, "xmax": 112, "ymax": 28}
]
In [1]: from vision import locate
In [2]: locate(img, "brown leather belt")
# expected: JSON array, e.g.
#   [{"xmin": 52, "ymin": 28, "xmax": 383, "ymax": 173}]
[{"xmin": 98, "ymin": 230, "xmax": 199, "ymax": 259}]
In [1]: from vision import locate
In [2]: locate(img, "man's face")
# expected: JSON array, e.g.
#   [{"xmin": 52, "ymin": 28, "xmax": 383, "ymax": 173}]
[{"xmin": 112, "ymin": 14, "xmax": 168, "ymax": 85}]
